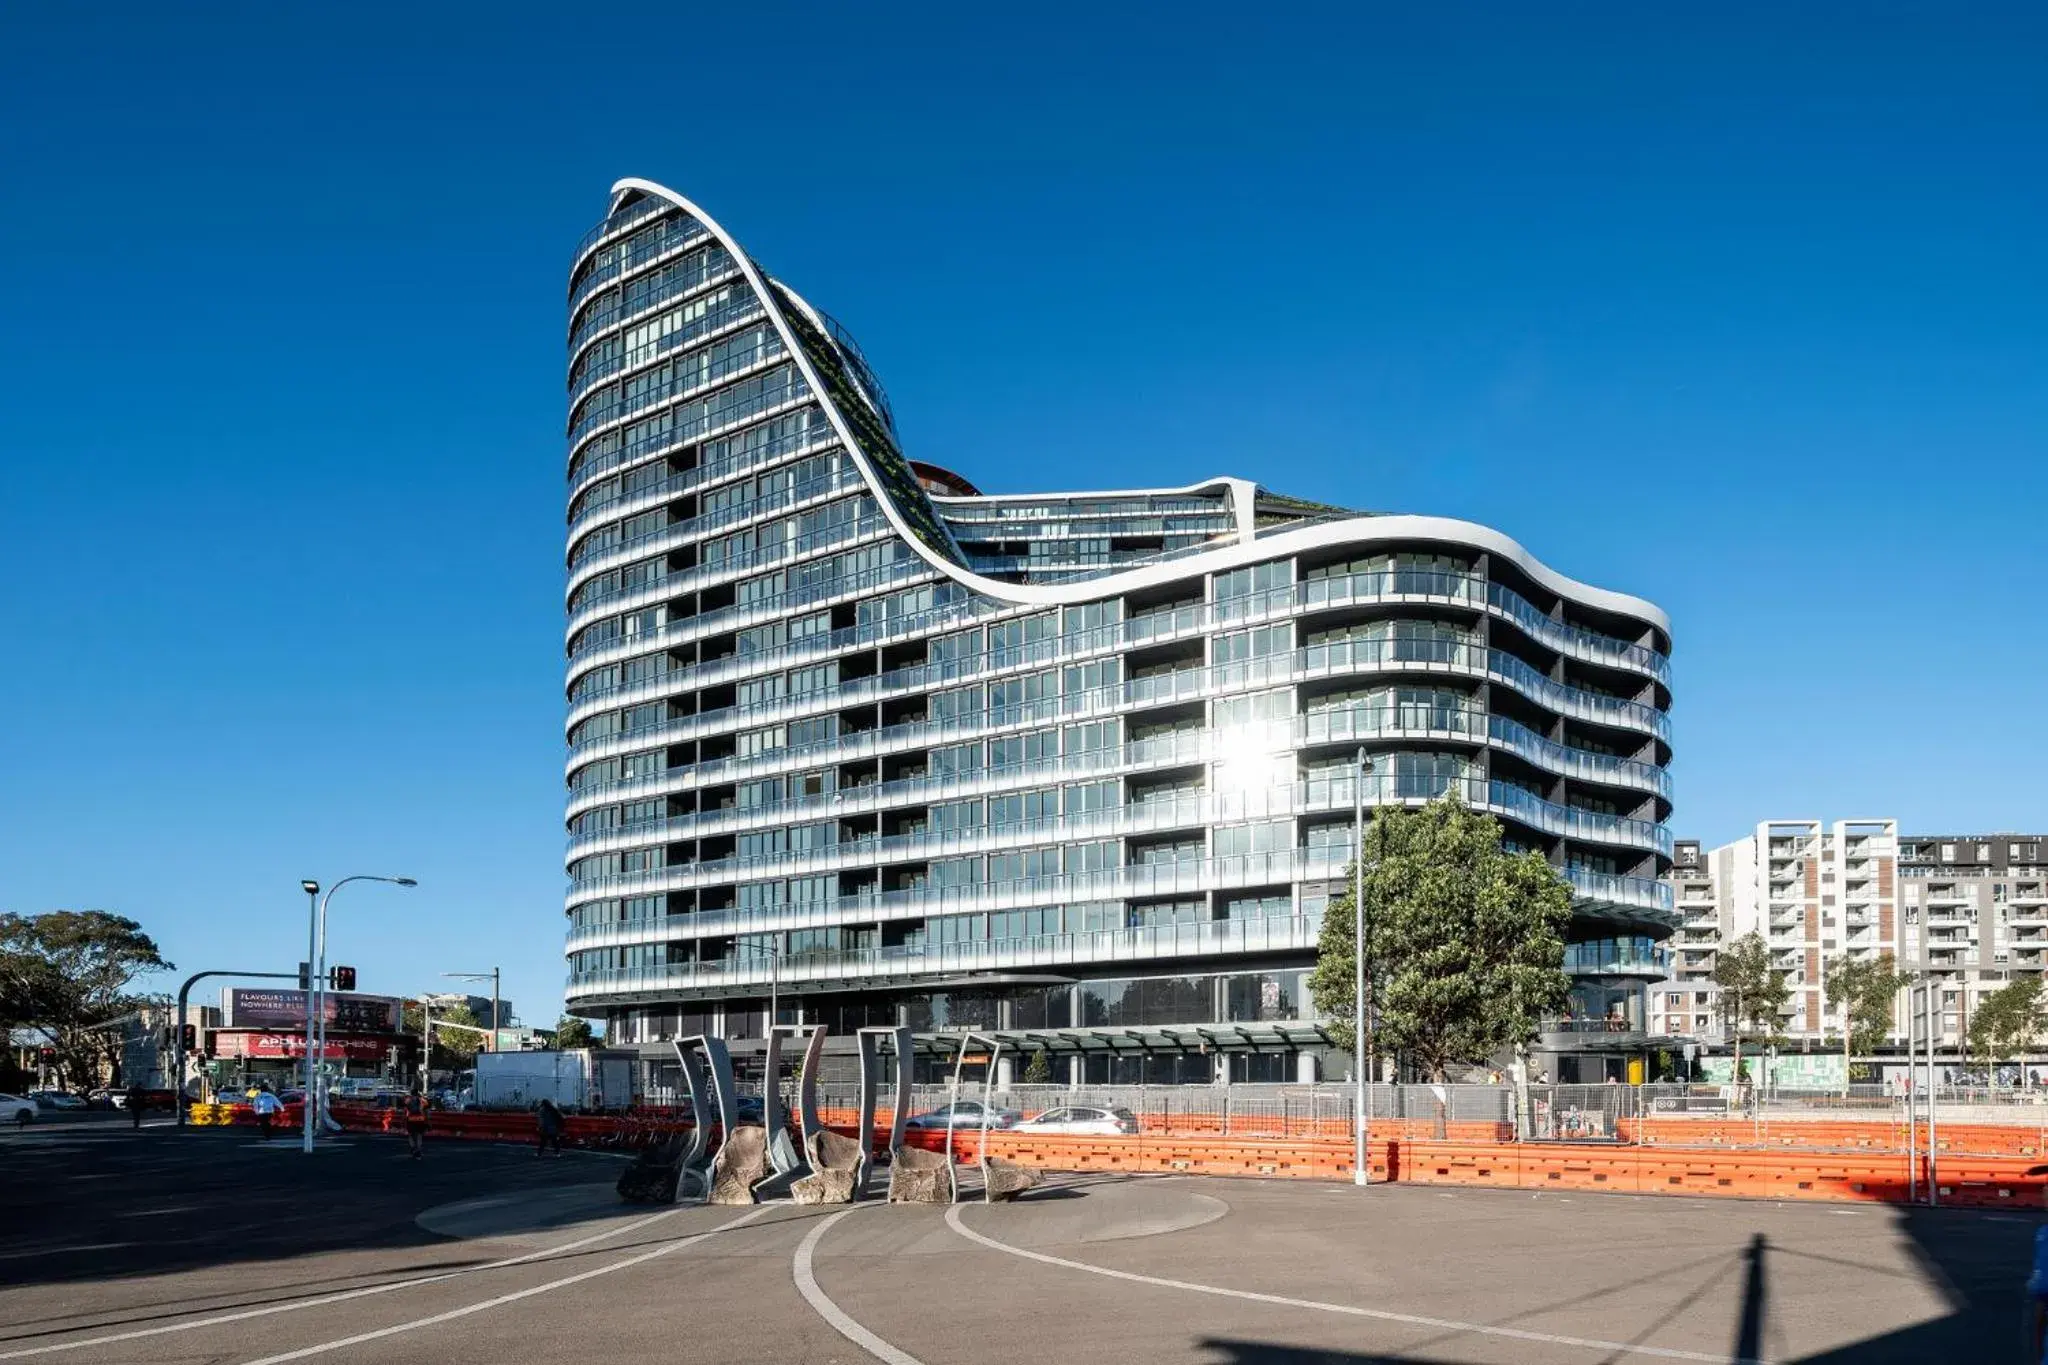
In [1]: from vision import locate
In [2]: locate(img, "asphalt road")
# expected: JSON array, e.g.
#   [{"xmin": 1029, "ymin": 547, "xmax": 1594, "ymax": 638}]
[{"xmin": 0, "ymin": 1121, "xmax": 2037, "ymax": 1364}]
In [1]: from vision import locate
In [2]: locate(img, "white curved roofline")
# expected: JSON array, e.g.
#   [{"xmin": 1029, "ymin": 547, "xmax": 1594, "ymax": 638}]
[{"xmin": 605, "ymin": 179, "xmax": 1669, "ymax": 635}]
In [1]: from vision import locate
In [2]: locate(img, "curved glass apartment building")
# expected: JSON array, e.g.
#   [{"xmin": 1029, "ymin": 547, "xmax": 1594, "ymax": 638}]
[{"xmin": 563, "ymin": 180, "xmax": 1677, "ymax": 1084}]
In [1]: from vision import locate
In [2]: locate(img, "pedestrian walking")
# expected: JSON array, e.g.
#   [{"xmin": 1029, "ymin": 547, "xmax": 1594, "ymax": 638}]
[
  {"xmin": 125, "ymin": 1082, "xmax": 144, "ymax": 1131},
  {"xmin": 251, "ymin": 1087, "xmax": 283, "ymax": 1141},
  {"xmin": 403, "ymin": 1090, "xmax": 429, "ymax": 1160},
  {"xmin": 535, "ymin": 1099, "xmax": 564, "ymax": 1158}
]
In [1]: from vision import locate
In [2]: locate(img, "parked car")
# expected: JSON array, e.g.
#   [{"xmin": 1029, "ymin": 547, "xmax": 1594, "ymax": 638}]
[
  {"xmin": 1014, "ymin": 1105, "xmax": 1139, "ymax": 1136},
  {"xmin": 27, "ymin": 1091, "xmax": 88, "ymax": 1111},
  {"xmin": 902, "ymin": 1100, "xmax": 1022, "ymax": 1131},
  {"xmin": 0, "ymin": 1094, "xmax": 38, "ymax": 1127}
]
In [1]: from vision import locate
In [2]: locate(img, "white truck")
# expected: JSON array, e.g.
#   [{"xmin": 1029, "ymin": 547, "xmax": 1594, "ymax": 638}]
[{"xmin": 473, "ymin": 1049, "xmax": 633, "ymax": 1111}]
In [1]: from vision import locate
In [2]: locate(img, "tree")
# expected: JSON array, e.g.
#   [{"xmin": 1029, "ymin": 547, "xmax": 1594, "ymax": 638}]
[
  {"xmin": 1022, "ymin": 1049, "xmax": 1053, "ymax": 1085},
  {"xmin": 1307, "ymin": 793, "xmax": 1574, "ymax": 1090},
  {"xmin": 403, "ymin": 1001, "xmax": 485, "ymax": 1072},
  {"xmin": 1968, "ymin": 978, "xmax": 2043, "ymax": 1074},
  {"xmin": 1712, "ymin": 933, "xmax": 1789, "ymax": 1088},
  {"xmin": 1824, "ymin": 954, "xmax": 1909, "ymax": 1093},
  {"xmin": 554, "ymin": 1015, "xmax": 594, "ymax": 1049},
  {"xmin": 0, "ymin": 911, "xmax": 171, "ymax": 1090},
  {"xmin": 435, "ymin": 1004, "xmax": 483, "ymax": 1065}
]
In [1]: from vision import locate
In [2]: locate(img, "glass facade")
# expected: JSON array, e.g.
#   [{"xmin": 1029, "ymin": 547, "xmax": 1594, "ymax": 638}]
[{"xmin": 562, "ymin": 181, "xmax": 1678, "ymax": 1067}]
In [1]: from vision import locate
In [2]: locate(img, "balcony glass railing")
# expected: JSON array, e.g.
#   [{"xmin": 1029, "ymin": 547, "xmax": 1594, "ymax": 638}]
[
  {"xmin": 567, "ymin": 285, "xmax": 763, "ymax": 414},
  {"xmin": 568, "ymin": 469, "xmax": 867, "ymax": 609},
  {"xmin": 564, "ymin": 792, "xmax": 1670, "ymax": 919},
  {"xmin": 567, "ymin": 365, "xmax": 809, "ymax": 492},
  {"xmin": 568, "ymin": 327, "xmax": 785, "ymax": 450},
  {"xmin": 568, "ymin": 215, "xmax": 712, "ymax": 318},
  {"xmin": 568, "ymin": 195, "xmax": 673, "ymax": 278},
  {"xmin": 569, "ymin": 252, "xmax": 740, "ymax": 362},
  {"xmin": 567, "ymin": 683, "xmax": 1668, "ymax": 847},
  {"xmin": 564, "ymin": 912, "xmax": 1322, "ymax": 997},
  {"xmin": 1562, "ymin": 938, "xmax": 1672, "ymax": 976},
  {"xmin": 566, "ymin": 415, "xmax": 841, "ymax": 544},
  {"xmin": 566, "ymin": 556, "xmax": 1666, "ymax": 728}
]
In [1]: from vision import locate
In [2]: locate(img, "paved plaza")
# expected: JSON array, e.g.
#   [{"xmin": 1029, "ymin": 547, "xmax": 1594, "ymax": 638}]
[{"xmin": 0, "ymin": 1123, "xmax": 2035, "ymax": 1363}]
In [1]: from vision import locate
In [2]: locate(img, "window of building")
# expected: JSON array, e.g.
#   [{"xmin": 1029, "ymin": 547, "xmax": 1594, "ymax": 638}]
[
  {"xmin": 1222, "ymin": 893, "xmax": 1292, "ymax": 920},
  {"xmin": 930, "ymin": 628, "xmax": 981, "ymax": 667},
  {"xmin": 930, "ymin": 685, "xmax": 985, "ymax": 723},
  {"xmin": 1063, "ymin": 781, "xmax": 1119, "ymax": 816},
  {"xmin": 930, "ymin": 856, "xmax": 983, "ymax": 889},
  {"xmin": 1063, "ymin": 720, "xmax": 1120, "ymax": 754},
  {"xmin": 1214, "ymin": 821, "xmax": 1292, "ymax": 856},
  {"xmin": 989, "ymin": 848, "xmax": 1059, "ymax": 882},
  {"xmin": 1063, "ymin": 841, "xmax": 1119, "ymax": 875},
  {"xmin": 988, "ymin": 613, "xmax": 1056, "ymax": 656},
  {"xmin": 1213, "ymin": 561, "xmax": 1291, "ymax": 600},
  {"xmin": 990, "ymin": 789, "xmax": 1058, "ymax": 827},
  {"xmin": 930, "ymin": 742, "xmax": 983, "ymax": 778},
  {"xmin": 1062, "ymin": 659, "xmax": 1120, "ymax": 695},
  {"xmin": 990, "ymin": 671, "xmax": 1057, "ymax": 715},
  {"xmin": 930, "ymin": 799, "xmax": 983, "ymax": 834},
  {"xmin": 1213, "ymin": 688, "xmax": 1293, "ymax": 727},
  {"xmin": 1213, "ymin": 624, "xmax": 1291, "ymax": 665}
]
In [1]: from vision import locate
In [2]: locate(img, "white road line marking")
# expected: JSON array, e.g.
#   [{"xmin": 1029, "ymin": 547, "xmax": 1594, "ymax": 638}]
[
  {"xmin": 792, "ymin": 1209, "xmax": 925, "ymax": 1365},
  {"xmin": 943, "ymin": 1205, "xmax": 1766, "ymax": 1365},
  {"xmin": 0, "ymin": 1200, "xmax": 697, "ymax": 1359},
  {"xmin": 0, "ymin": 1243, "xmax": 136, "ymax": 1262},
  {"xmin": 234, "ymin": 1207, "xmax": 770, "ymax": 1364}
]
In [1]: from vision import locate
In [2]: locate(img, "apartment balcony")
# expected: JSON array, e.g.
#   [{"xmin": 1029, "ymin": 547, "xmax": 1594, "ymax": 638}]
[
  {"xmin": 1560, "ymin": 939, "xmax": 1672, "ymax": 979},
  {"xmin": 1536, "ymin": 1018, "xmax": 1654, "ymax": 1051},
  {"xmin": 564, "ymin": 911, "xmax": 1320, "ymax": 1004}
]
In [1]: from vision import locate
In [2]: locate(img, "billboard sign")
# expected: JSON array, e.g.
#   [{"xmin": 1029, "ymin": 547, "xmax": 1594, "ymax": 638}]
[
  {"xmin": 222, "ymin": 989, "xmax": 402, "ymax": 1033},
  {"xmin": 1698, "ymin": 1052, "xmax": 1847, "ymax": 1089},
  {"xmin": 214, "ymin": 1032, "xmax": 389, "ymax": 1061}
]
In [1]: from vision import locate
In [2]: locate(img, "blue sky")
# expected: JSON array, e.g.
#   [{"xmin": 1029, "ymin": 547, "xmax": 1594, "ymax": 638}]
[{"xmin": 1, "ymin": 6, "xmax": 2043, "ymax": 1022}]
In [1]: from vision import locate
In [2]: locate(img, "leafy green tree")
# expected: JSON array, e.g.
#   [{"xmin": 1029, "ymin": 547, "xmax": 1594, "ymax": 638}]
[
  {"xmin": 402, "ymin": 1000, "xmax": 485, "ymax": 1072},
  {"xmin": 435, "ymin": 1004, "xmax": 483, "ymax": 1065},
  {"xmin": 1824, "ymin": 954, "xmax": 1909, "ymax": 1093},
  {"xmin": 554, "ymin": 1014, "xmax": 595, "ymax": 1049},
  {"xmin": 1712, "ymin": 932, "xmax": 1789, "ymax": 1085},
  {"xmin": 0, "ymin": 911, "xmax": 171, "ymax": 1089},
  {"xmin": 1969, "ymin": 978, "xmax": 2043, "ymax": 1072},
  {"xmin": 1307, "ymin": 793, "xmax": 1573, "ymax": 1085},
  {"xmin": 1022, "ymin": 1049, "xmax": 1053, "ymax": 1085}
]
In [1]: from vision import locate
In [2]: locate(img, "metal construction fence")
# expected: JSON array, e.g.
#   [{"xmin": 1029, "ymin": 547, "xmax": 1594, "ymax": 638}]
[{"xmin": 609, "ymin": 1065, "xmax": 2048, "ymax": 1158}]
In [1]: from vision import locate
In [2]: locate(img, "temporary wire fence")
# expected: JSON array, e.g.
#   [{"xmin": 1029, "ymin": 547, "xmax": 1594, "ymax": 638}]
[{"xmin": 566, "ymin": 1060, "xmax": 2048, "ymax": 1159}]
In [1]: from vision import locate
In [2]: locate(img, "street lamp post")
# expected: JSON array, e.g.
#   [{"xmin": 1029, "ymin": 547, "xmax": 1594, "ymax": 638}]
[
  {"xmin": 442, "ymin": 969, "xmax": 502, "ymax": 1047},
  {"xmin": 300, "ymin": 875, "xmax": 416, "ymax": 1153},
  {"xmin": 1353, "ymin": 747, "xmax": 1374, "ymax": 1188}
]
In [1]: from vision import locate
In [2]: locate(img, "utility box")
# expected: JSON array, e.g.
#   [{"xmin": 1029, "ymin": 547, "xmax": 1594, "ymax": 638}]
[{"xmin": 474, "ymin": 1049, "xmax": 635, "ymax": 1111}]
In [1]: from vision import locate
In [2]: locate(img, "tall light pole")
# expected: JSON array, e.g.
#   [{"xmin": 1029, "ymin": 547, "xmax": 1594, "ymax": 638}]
[
  {"xmin": 300, "ymin": 875, "xmax": 416, "ymax": 1153},
  {"xmin": 1353, "ymin": 747, "xmax": 1374, "ymax": 1188},
  {"xmin": 442, "ymin": 969, "xmax": 502, "ymax": 1046}
]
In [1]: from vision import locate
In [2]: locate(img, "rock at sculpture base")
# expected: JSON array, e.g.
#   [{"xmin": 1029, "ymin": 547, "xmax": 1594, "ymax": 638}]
[
  {"xmin": 791, "ymin": 1129, "xmax": 863, "ymax": 1205},
  {"xmin": 887, "ymin": 1143, "xmax": 955, "ymax": 1204},
  {"xmin": 981, "ymin": 1155, "xmax": 1042, "ymax": 1203},
  {"xmin": 710, "ymin": 1124, "xmax": 768, "ymax": 1205},
  {"xmin": 616, "ymin": 1135, "xmax": 685, "ymax": 1204}
]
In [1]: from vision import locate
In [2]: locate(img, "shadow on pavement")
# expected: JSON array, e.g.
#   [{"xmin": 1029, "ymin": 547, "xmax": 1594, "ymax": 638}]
[
  {"xmin": 0, "ymin": 1127, "xmax": 608, "ymax": 1304},
  {"xmin": 1199, "ymin": 1343, "xmax": 1496, "ymax": 1364},
  {"xmin": 1790, "ymin": 1202, "xmax": 2034, "ymax": 1362}
]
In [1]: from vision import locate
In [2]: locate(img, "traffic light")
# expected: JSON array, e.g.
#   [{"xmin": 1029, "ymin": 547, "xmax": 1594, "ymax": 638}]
[
  {"xmin": 180, "ymin": 1024, "xmax": 197, "ymax": 1052},
  {"xmin": 331, "ymin": 966, "xmax": 356, "ymax": 992},
  {"xmin": 38, "ymin": 1047, "xmax": 55, "ymax": 1065},
  {"xmin": 298, "ymin": 961, "xmax": 311, "ymax": 990}
]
